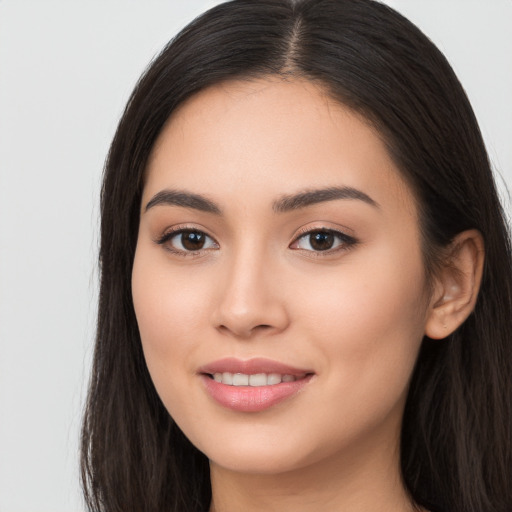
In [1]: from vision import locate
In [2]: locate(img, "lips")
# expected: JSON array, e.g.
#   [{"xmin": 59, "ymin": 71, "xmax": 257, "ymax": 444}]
[{"xmin": 199, "ymin": 358, "xmax": 314, "ymax": 412}]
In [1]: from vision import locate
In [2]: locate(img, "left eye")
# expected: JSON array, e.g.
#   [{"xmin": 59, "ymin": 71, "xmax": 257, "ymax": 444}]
[
  {"xmin": 291, "ymin": 229, "xmax": 355, "ymax": 252},
  {"xmin": 159, "ymin": 229, "xmax": 218, "ymax": 253}
]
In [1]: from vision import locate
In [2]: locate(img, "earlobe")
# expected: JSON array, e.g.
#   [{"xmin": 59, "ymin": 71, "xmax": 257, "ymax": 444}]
[{"xmin": 425, "ymin": 229, "xmax": 485, "ymax": 340}]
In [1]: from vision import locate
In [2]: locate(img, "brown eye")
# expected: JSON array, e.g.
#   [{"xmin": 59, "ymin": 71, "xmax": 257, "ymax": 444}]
[
  {"xmin": 157, "ymin": 228, "xmax": 218, "ymax": 254},
  {"xmin": 309, "ymin": 231, "xmax": 335, "ymax": 251},
  {"xmin": 290, "ymin": 229, "xmax": 357, "ymax": 253},
  {"xmin": 180, "ymin": 231, "xmax": 206, "ymax": 250}
]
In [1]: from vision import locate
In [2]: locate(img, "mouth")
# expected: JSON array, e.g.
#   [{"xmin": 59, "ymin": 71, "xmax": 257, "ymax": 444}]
[{"xmin": 199, "ymin": 358, "xmax": 315, "ymax": 412}]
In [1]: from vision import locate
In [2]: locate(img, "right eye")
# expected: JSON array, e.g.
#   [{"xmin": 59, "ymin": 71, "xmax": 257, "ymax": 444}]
[
  {"xmin": 289, "ymin": 228, "xmax": 357, "ymax": 254},
  {"xmin": 157, "ymin": 229, "xmax": 219, "ymax": 256}
]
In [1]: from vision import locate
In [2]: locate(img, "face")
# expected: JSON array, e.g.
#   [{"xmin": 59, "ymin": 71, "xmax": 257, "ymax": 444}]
[{"xmin": 132, "ymin": 78, "xmax": 432, "ymax": 476}]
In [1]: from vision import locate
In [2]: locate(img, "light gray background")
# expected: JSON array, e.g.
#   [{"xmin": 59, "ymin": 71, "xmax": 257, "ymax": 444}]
[{"xmin": 0, "ymin": 1, "xmax": 510, "ymax": 511}]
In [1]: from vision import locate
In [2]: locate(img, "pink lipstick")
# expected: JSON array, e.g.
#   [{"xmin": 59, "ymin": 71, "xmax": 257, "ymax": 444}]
[{"xmin": 199, "ymin": 358, "xmax": 314, "ymax": 412}]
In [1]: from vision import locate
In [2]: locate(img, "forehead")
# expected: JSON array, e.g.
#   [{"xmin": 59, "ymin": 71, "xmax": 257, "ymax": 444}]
[{"xmin": 144, "ymin": 78, "xmax": 415, "ymax": 216}]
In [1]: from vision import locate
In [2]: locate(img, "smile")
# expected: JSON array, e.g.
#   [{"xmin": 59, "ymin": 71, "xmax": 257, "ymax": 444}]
[{"xmin": 199, "ymin": 358, "xmax": 314, "ymax": 412}]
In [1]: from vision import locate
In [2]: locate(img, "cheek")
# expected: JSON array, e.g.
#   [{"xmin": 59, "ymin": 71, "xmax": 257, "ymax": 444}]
[
  {"xmin": 131, "ymin": 244, "xmax": 211, "ymax": 392},
  {"xmin": 302, "ymin": 226, "xmax": 427, "ymax": 339},
  {"xmin": 131, "ymin": 251, "xmax": 219, "ymax": 439},
  {"xmin": 294, "ymin": 241, "xmax": 428, "ymax": 416}
]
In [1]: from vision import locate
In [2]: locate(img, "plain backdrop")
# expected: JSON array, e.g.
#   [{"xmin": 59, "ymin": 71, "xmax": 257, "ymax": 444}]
[{"xmin": 0, "ymin": 1, "xmax": 510, "ymax": 511}]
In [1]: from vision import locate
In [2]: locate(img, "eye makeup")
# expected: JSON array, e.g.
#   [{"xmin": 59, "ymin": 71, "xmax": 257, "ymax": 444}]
[{"xmin": 154, "ymin": 223, "xmax": 358, "ymax": 259}]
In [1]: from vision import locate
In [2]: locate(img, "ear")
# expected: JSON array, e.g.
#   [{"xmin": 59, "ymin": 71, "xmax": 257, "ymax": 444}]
[{"xmin": 425, "ymin": 229, "xmax": 485, "ymax": 340}]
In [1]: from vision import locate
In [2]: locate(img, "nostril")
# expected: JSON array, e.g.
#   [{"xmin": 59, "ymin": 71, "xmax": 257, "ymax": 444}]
[{"xmin": 217, "ymin": 323, "xmax": 273, "ymax": 338}]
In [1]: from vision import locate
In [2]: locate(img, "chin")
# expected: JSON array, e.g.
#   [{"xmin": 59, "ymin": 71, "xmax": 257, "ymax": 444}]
[
  {"xmin": 207, "ymin": 445, "xmax": 312, "ymax": 475},
  {"xmin": 187, "ymin": 421, "xmax": 336, "ymax": 476}
]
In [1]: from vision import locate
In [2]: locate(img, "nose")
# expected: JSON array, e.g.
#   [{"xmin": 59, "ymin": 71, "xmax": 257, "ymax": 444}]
[{"xmin": 211, "ymin": 250, "xmax": 290, "ymax": 339}]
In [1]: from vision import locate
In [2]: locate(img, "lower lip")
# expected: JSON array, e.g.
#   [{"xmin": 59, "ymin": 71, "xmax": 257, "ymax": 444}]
[{"xmin": 201, "ymin": 374, "xmax": 313, "ymax": 412}]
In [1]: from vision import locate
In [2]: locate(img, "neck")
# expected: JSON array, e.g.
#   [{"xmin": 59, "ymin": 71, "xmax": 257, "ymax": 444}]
[{"xmin": 208, "ymin": 426, "xmax": 419, "ymax": 512}]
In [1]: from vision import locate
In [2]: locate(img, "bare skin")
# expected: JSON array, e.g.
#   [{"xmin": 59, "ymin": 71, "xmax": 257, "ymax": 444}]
[{"xmin": 132, "ymin": 78, "xmax": 483, "ymax": 512}]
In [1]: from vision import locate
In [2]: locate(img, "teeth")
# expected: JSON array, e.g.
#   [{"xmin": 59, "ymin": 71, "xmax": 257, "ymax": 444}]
[
  {"xmin": 232, "ymin": 373, "xmax": 249, "ymax": 386},
  {"xmin": 267, "ymin": 373, "xmax": 282, "ymax": 385},
  {"xmin": 249, "ymin": 373, "xmax": 267, "ymax": 386},
  {"xmin": 212, "ymin": 372, "xmax": 301, "ymax": 386},
  {"xmin": 222, "ymin": 372, "xmax": 233, "ymax": 385}
]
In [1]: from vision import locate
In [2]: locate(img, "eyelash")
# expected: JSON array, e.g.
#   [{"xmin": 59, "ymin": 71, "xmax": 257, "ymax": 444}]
[{"xmin": 155, "ymin": 226, "xmax": 357, "ymax": 257}]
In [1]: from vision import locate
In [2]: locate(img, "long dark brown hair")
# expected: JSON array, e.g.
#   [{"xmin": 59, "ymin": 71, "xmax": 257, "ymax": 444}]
[{"xmin": 81, "ymin": 1, "xmax": 512, "ymax": 511}]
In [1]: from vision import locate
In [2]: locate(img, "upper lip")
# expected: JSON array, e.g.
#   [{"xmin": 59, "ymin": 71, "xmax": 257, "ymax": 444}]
[{"xmin": 198, "ymin": 357, "xmax": 314, "ymax": 376}]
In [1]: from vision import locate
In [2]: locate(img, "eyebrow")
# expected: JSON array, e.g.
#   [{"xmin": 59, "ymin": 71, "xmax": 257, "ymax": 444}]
[
  {"xmin": 272, "ymin": 186, "xmax": 379, "ymax": 212},
  {"xmin": 145, "ymin": 189, "xmax": 222, "ymax": 214},
  {"xmin": 144, "ymin": 185, "xmax": 378, "ymax": 215}
]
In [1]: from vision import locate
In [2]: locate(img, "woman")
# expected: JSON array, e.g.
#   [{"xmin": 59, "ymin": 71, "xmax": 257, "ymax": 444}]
[{"xmin": 80, "ymin": 1, "xmax": 512, "ymax": 511}]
